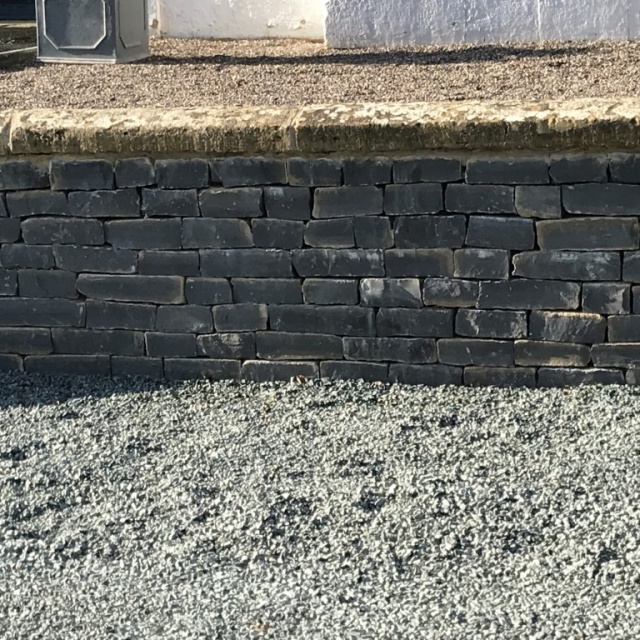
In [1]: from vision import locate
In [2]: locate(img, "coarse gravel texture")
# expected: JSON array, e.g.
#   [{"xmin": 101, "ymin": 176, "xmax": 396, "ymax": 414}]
[
  {"xmin": 3, "ymin": 38, "xmax": 640, "ymax": 108},
  {"xmin": 1, "ymin": 373, "xmax": 640, "ymax": 639}
]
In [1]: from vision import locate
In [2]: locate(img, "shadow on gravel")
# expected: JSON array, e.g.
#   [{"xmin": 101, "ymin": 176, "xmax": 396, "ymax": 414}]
[
  {"xmin": 0, "ymin": 372, "xmax": 182, "ymax": 410},
  {"xmin": 145, "ymin": 42, "xmax": 593, "ymax": 67}
]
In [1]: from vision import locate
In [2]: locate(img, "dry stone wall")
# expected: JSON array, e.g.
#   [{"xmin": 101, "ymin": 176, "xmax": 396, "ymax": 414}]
[{"xmin": 1, "ymin": 152, "xmax": 640, "ymax": 385}]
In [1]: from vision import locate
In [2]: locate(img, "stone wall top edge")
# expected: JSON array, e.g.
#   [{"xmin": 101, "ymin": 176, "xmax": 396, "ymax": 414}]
[{"xmin": 3, "ymin": 99, "xmax": 640, "ymax": 157}]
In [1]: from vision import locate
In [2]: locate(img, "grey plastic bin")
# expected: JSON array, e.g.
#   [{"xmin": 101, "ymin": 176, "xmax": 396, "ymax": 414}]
[{"xmin": 36, "ymin": 0, "xmax": 149, "ymax": 64}]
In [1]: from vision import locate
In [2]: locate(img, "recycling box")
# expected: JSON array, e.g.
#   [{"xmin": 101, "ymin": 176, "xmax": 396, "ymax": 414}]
[{"xmin": 36, "ymin": 0, "xmax": 149, "ymax": 64}]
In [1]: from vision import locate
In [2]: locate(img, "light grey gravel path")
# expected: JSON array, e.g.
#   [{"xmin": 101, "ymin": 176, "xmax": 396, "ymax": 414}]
[
  {"xmin": 1, "ymin": 372, "xmax": 640, "ymax": 639},
  {"xmin": 2, "ymin": 38, "xmax": 640, "ymax": 108}
]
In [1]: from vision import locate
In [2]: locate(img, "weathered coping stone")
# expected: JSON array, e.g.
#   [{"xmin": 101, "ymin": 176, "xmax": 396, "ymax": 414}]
[{"xmin": 5, "ymin": 98, "xmax": 640, "ymax": 157}]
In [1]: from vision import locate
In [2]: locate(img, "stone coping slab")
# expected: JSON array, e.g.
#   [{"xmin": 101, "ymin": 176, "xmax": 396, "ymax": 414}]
[{"xmin": 4, "ymin": 99, "xmax": 640, "ymax": 157}]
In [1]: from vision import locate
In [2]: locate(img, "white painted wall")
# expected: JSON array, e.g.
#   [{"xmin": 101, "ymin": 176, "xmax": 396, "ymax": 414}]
[
  {"xmin": 151, "ymin": 0, "xmax": 640, "ymax": 45},
  {"xmin": 154, "ymin": 0, "xmax": 326, "ymax": 40},
  {"xmin": 325, "ymin": 0, "xmax": 640, "ymax": 47}
]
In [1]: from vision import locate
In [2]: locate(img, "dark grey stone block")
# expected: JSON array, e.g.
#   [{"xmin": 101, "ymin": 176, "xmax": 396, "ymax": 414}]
[
  {"xmin": 232, "ymin": 278, "xmax": 302, "ymax": 304},
  {"xmin": 622, "ymin": 252, "xmax": 640, "ymax": 282},
  {"xmin": 464, "ymin": 367, "xmax": 536, "ymax": 387},
  {"xmin": 0, "ymin": 271, "xmax": 16, "ymax": 296},
  {"xmin": 293, "ymin": 249, "xmax": 384, "ymax": 277},
  {"xmin": 216, "ymin": 157, "xmax": 286, "ymax": 187},
  {"xmin": 146, "ymin": 333, "xmax": 197, "ymax": 357},
  {"xmin": 139, "ymin": 250, "xmax": 200, "ymax": 276},
  {"xmin": 1, "ymin": 245, "xmax": 54, "ymax": 269},
  {"xmin": 197, "ymin": 333, "xmax": 256, "ymax": 359},
  {"xmin": 200, "ymin": 249, "xmax": 292, "ymax": 278},
  {"xmin": 22, "ymin": 218, "xmax": 104, "ymax": 246},
  {"xmin": 389, "ymin": 364, "xmax": 462, "ymax": 385},
  {"xmin": 6, "ymin": 191, "xmax": 70, "ymax": 217},
  {"xmin": 0, "ymin": 355, "xmax": 23, "ymax": 371},
  {"xmin": 156, "ymin": 305, "xmax": 213, "ymax": 334},
  {"xmin": 627, "ymin": 369, "xmax": 640, "ymax": 385},
  {"xmin": 456, "ymin": 309, "xmax": 527, "ymax": 339},
  {"xmin": 609, "ymin": 154, "xmax": 640, "ymax": 183},
  {"xmin": 76, "ymin": 275, "xmax": 184, "ymax": 304},
  {"xmin": 563, "ymin": 184, "xmax": 640, "ymax": 216},
  {"xmin": 313, "ymin": 187, "xmax": 383, "ymax": 218},
  {"xmin": 142, "ymin": 189, "xmax": 199, "ymax": 217},
  {"xmin": 53, "ymin": 245, "xmax": 137, "ymax": 274},
  {"xmin": 344, "ymin": 158, "xmax": 392, "ymax": 186},
  {"xmin": 52, "ymin": 329, "xmax": 144, "ymax": 356},
  {"xmin": 515, "ymin": 186, "xmax": 562, "ymax": 219},
  {"xmin": 537, "ymin": 218, "xmax": 639, "ymax": 251},
  {"xmin": 582, "ymin": 283, "xmax": 630, "ymax": 315},
  {"xmin": 454, "ymin": 249, "xmax": 510, "ymax": 280},
  {"xmin": 394, "ymin": 215, "xmax": 466, "ymax": 249},
  {"xmin": 252, "ymin": 219, "xmax": 304, "ymax": 249},
  {"xmin": 515, "ymin": 341, "xmax": 591, "ymax": 367},
  {"xmin": 343, "ymin": 337, "xmax": 436, "ymax": 364},
  {"xmin": 513, "ymin": 251, "xmax": 620, "ymax": 281},
  {"xmin": 360, "ymin": 278, "xmax": 422, "ymax": 308},
  {"xmin": 287, "ymin": 158, "xmax": 342, "ymax": 187},
  {"xmin": 438, "ymin": 339, "xmax": 514, "ymax": 366},
  {"xmin": 68, "ymin": 190, "xmax": 140, "ymax": 218},
  {"xmin": 155, "ymin": 159, "xmax": 209, "ymax": 189},
  {"xmin": 465, "ymin": 216, "xmax": 535, "ymax": 250},
  {"xmin": 608, "ymin": 316, "xmax": 640, "ymax": 342},
  {"xmin": 242, "ymin": 360, "xmax": 318, "ymax": 382},
  {"xmin": 115, "ymin": 158, "xmax": 155, "ymax": 188},
  {"xmin": 112, "ymin": 357, "xmax": 164, "ymax": 379},
  {"xmin": 549, "ymin": 155, "xmax": 608, "ymax": 184},
  {"xmin": 393, "ymin": 157, "xmax": 462, "ymax": 183},
  {"xmin": 530, "ymin": 311, "xmax": 606, "ymax": 343},
  {"xmin": 376, "ymin": 308, "xmax": 454, "ymax": 337},
  {"xmin": 0, "ymin": 161, "xmax": 49, "ymax": 191},
  {"xmin": 182, "ymin": 218, "xmax": 254, "ymax": 249},
  {"xmin": 213, "ymin": 304, "xmax": 267, "ymax": 332},
  {"xmin": 353, "ymin": 217, "xmax": 393, "ymax": 249},
  {"xmin": 0, "ymin": 196, "xmax": 5, "ymax": 217},
  {"xmin": 25, "ymin": 355, "xmax": 111, "ymax": 377},
  {"xmin": 105, "ymin": 219, "xmax": 182, "ymax": 250},
  {"xmin": 422, "ymin": 278, "xmax": 479, "ymax": 308},
  {"xmin": 446, "ymin": 184, "xmax": 514, "ymax": 214},
  {"xmin": 270, "ymin": 305, "xmax": 375, "ymax": 336},
  {"xmin": 302, "ymin": 279, "xmax": 358, "ymax": 305},
  {"xmin": 185, "ymin": 278, "xmax": 232, "ymax": 305},
  {"xmin": 385, "ymin": 249, "xmax": 453, "ymax": 277},
  {"xmin": 165, "ymin": 359, "xmax": 240, "ymax": 381},
  {"xmin": 465, "ymin": 158, "xmax": 549, "ymax": 185},
  {"xmin": 199, "ymin": 188, "xmax": 262, "ymax": 218},
  {"xmin": 256, "ymin": 332, "xmax": 342, "ymax": 360},
  {"xmin": 592, "ymin": 344, "xmax": 640, "ymax": 367},
  {"xmin": 18, "ymin": 270, "xmax": 76, "ymax": 299},
  {"xmin": 384, "ymin": 184, "xmax": 443, "ymax": 215},
  {"xmin": 634, "ymin": 287, "xmax": 640, "ymax": 314},
  {"xmin": 264, "ymin": 187, "xmax": 311, "ymax": 220},
  {"xmin": 50, "ymin": 160, "xmax": 114, "ymax": 191},
  {"xmin": 87, "ymin": 301, "xmax": 156, "ymax": 330},
  {"xmin": 304, "ymin": 219, "xmax": 354, "ymax": 248},
  {"xmin": 0, "ymin": 328, "xmax": 52, "ymax": 355},
  {"xmin": 0, "ymin": 218, "xmax": 21, "ymax": 243},
  {"xmin": 478, "ymin": 280, "xmax": 580, "ymax": 310},
  {"xmin": 538, "ymin": 367, "xmax": 624, "ymax": 387},
  {"xmin": 320, "ymin": 361, "xmax": 388, "ymax": 382}
]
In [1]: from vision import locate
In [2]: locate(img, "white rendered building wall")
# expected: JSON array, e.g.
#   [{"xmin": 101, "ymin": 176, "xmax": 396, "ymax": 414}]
[
  {"xmin": 325, "ymin": 0, "xmax": 640, "ymax": 48},
  {"xmin": 154, "ymin": 0, "xmax": 326, "ymax": 40}
]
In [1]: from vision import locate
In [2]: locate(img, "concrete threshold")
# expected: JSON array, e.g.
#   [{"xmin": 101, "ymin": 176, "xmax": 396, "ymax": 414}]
[{"xmin": 3, "ymin": 99, "xmax": 640, "ymax": 157}]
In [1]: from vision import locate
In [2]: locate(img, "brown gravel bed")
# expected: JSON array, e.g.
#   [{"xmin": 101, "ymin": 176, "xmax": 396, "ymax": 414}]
[{"xmin": 2, "ymin": 37, "xmax": 640, "ymax": 109}]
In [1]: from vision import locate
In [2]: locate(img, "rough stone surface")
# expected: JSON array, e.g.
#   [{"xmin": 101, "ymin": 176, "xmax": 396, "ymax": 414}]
[
  {"xmin": 455, "ymin": 309, "xmax": 528, "ymax": 339},
  {"xmin": 514, "ymin": 185, "xmax": 562, "ymax": 219},
  {"xmin": 394, "ymin": 216, "xmax": 466, "ymax": 249},
  {"xmin": 270, "ymin": 305, "xmax": 375, "ymax": 337},
  {"xmin": 512, "ymin": 251, "xmax": 620, "ymax": 281},
  {"xmin": 529, "ymin": 311, "xmax": 607, "ymax": 344}
]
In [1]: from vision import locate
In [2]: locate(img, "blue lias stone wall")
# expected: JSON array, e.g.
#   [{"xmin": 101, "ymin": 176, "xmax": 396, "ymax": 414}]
[{"xmin": 0, "ymin": 153, "xmax": 639, "ymax": 385}]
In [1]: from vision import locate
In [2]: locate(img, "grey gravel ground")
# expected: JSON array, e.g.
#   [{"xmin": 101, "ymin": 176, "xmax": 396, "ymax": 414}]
[
  {"xmin": 1, "ymin": 372, "xmax": 640, "ymax": 639},
  {"xmin": 2, "ymin": 38, "xmax": 640, "ymax": 108}
]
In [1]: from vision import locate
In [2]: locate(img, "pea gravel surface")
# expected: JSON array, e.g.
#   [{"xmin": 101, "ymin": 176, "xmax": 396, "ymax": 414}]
[
  {"xmin": 1, "ymin": 372, "xmax": 640, "ymax": 639},
  {"xmin": 3, "ymin": 38, "xmax": 640, "ymax": 108}
]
